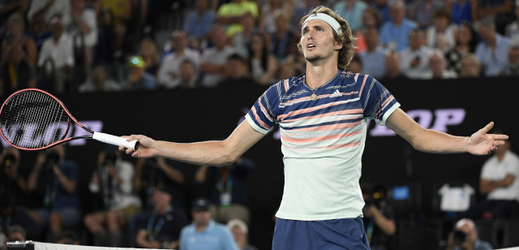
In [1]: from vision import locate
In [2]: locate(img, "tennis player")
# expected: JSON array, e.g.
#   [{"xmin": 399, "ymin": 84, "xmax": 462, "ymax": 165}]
[{"xmin": 121, "ymin": 6, "xmax": 508, "ymax": 249}]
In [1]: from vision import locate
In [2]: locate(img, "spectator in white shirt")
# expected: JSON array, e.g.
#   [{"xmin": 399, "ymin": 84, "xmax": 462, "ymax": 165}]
[
  {"xmin": 200, "ymin": 25, "xmax": 237, "ymax": 88},
  {"xmin": 27, "ymin": 0, "xmax": 71, "ymax": 28},
  {"xmin": 68, "ymin": 0, "xmax": 97, "ymax": 66},
  {"xmin": 37, "ymin": 16, "xmax": 74, "ymax": 93},
  {"xmin": 425, "ymin": 50, "xmax": 457, "ymax": 79},
  {"xmin": 399, "ymin": 28, "xmax": 434, "ymax": 79}
]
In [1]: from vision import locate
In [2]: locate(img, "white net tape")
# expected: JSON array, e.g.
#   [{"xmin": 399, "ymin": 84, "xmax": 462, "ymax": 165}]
[{"xmin": 7, "ymin": 241, "xmax": 174, "ymax": 250}]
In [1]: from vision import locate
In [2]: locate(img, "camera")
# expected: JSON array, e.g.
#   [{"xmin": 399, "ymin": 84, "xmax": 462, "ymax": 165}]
[
  {"xmin": 45, "ymin": 152, "xmax": 60, "ymax": 169},
  {"xmin": 453, "ymin": 230, "xmax": 467, "ymax": 245}
]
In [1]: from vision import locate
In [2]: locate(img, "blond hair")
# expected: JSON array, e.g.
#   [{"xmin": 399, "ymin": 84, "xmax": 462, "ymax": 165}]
[{"xmin": 297, "ymin": 6, "xmax": 357, "ymax": 70}]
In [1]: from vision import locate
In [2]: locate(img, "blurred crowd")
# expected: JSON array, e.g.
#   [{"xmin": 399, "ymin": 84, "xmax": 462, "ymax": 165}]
[{"xmin": 1, "ymin": 0, "xmax": 519, "ymax": 97}]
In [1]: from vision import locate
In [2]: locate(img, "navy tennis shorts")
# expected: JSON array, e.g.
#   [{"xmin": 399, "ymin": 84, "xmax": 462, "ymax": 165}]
[{"xmin": 272, "ymin": 217, "xmax": 370, "ymax": 250}]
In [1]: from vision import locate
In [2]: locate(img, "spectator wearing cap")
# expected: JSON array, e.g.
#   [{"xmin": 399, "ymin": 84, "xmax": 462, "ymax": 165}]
[
  {"xmin": 136, "ymin": 186, "xmax": 188, "ymax": 249},
  {"xmin": 179, "ymin": 198, "xmax": 238, "ymax": 250},
  {"xmin": 227, "ymin": 219, "xmax": 258, "ymax": 250},
  {"xmin": 500, "ymin": 37, "xmax": 519, "ymax": 76},
  {"xmin": 123, "ymin": 56, "xmax": 156, "ymax": 91}
]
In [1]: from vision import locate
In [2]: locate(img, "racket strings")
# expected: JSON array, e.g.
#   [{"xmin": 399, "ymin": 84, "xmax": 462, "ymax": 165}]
[{"xmin": 1, "ymin": 90, "xmax": 70, "ymax": 149}]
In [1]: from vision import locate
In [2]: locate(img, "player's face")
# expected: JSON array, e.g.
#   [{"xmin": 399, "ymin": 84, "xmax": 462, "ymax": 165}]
[{"xmin": 300, "ymin": 20, "xmax": 342, "ymax": 64}]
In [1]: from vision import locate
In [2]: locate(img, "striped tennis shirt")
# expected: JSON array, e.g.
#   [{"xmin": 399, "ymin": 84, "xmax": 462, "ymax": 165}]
[{"xmin": 245, "ymin": 71, "xmax": 400, "ymax": 221}]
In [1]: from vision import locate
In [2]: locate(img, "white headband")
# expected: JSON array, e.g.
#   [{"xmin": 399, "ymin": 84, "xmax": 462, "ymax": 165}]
[{"xmin": 302, "ymin": 13, "xmax": 343, "ymax": 36}]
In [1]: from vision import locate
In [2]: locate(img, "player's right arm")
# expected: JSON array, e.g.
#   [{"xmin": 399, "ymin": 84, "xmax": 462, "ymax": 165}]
[{"xmin": 121, "ymin": 120, "xmax": 264, "ymax": 166}]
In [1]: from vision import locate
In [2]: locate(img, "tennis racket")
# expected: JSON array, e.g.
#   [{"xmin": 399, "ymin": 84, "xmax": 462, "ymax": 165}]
[{"xmin": 0, "ymin": 88, "xmax": 139, "ymax": 151}]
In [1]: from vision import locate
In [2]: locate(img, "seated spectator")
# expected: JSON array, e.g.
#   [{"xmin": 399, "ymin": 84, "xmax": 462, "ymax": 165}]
[
  {"xmin": 138, "ymin": 38, "xmax": 160, "ymax": 76},
  {"xmin": 37, "ymin": 16, "xmax": 74, "ymax": 94},
  {"xmin": 445, "ymin": 23, "xmax": 477, "ymax": 74},
  {"xmin": 458, "ymin": 54, "xmax": 481, "ymax": 78},
  {"xmin": 30, "ymin": 15, "xmax": 52, "ymax": 54},
  {"xmin": 1, "ymin": 13, "xmax": 37, "ymax": 65},
  {"xmin": 183, "ymin": 0, "xmax": 216, "ymax": 41},
  {"xmin": 217, "ymin": 53, "xmax": 258, "ymax": 88},
  {"xmin": 247, "ymin": 33, "xmax": 278, "ymax": 85},
  {"xmin": 157, "ymin": 30, "xmax": 201, "ymax": 89},
  {"xmin": 178, "ymin": 59, "xmax": 198, "ymax": 88},
  {"xmin": 179, "ymin": 198, "xmax": 239, "ymax": 250},
  {"xmin": 379, "ymin": 0, "xmax": 418, "ymax": 51},
  {"xmin": 461, "ymin": 130, "xmax": 519, "ymax": 220},
  {"xmin": 382, "ymin": 50, "xmax": 409, "ymax": 81},
  {"xmin": 231, "ymin": 11, "xmax": 258, "ymax": 57},
  {"xmin": 122, "ymin": 56, "xmax": 155, "ymax": 90},
  {"xmin": 135, "ymin": 187, "xmax": 188, "ymax": 249},
  {"xmin": 426, "ymin": 51, "xmax": 457, "ymax": 79},
  {"xmin": 348, "ymin": 54, "xmax": 363, "ymax": 74},
  {"xmin": 447, "ymin": 218, "xmax": 493, "ymax": 250},
  {"xmin": 268, "ymin": 10, "xmax": 298, "ymax": 62},
  {"xmin": 83, "ymin": 147, "xmax": 141, "ymax": 246},
  {"xmin": 0, "ymin": 191, "xmax": 41, "ymax": 240},
  {"xmin": 500, "ymin": 37, "xmax": 519, "ymax": 76},
  {"xmin": 195, "ymin": 157, "xmax": 255, "ymax": 225},
  {"xmin": 447, "ymin": 0, "xmax": 477, "ymax": 25},
  {"xmin": 359, "ymin": 27, "xmax": 387, "ymax": 79},
  {"xmin": 200, "ymin": 25, "xmax": 237, "ymax": 88},
  {"xmin": 505, "ymin": 1, "xmax": 519, "ymax": 38},
  {"xmin": 95, "ymin": 0, "xmax": 131, "ymax": 52},
  {"xmin": 78, "ymin": 65, "xmax": 121, "ymax": 92},
  {"xmin": 475, "ymin": 16, "xmax": 512, "ymax": 77},
  {"xmin": 355, "ymin": 8, "xmax": 383, "ymax": 53},
  {"xmin": 67, "ymin": 0, "xmax": 98, "ymax": 67},
  {"xmin": 0, "ymin": 45, "xmax": 36, "ymax": 96},
  {"xmin": 27, "ymin": 0, "xmax": 72, "ymax": 28},
  {"xmin": 399, "ymin": 29, "xmax": 434, "ymax": 79},
  {"xmin": 216, "ymin": 0, "xmax": 258, "ymax": 37},
  {"xmin": 407, "ymin": 0, "xmax": 445, "ymax": 29},
  {"xmin": 27, "ymin": 144, "xmax": 81, "ymax": 241},
  {"xmin": 425, "ymin": 9, "xmax": 457, "ymax": 52},
  {"xmin": 333, "ymin": 0, "xmax": 368, "ymax": 33},
  {"xmin": 227, "ymin": 219, "xmax": 258, "ymax": 250}
]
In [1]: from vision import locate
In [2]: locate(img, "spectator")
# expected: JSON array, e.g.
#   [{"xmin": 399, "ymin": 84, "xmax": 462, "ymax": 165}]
[
  {"xmin": 505, "ymin": 2, "xmax": 519, "ymax": 38},
  {"xmin": 200, "ymin": 25, "xmax": 237, "ymax": 88},
  {"xmin": 476, "ymin": 0, "xmax": 514, "ymax": 35},
  {"xmin": 333, "ymin": 0, "xmax": 368, "ymax": 33},
  {"xmin": 195, "ymin": 157, "xmax": 255, "ymax": 225},
  {"xmin": 95, "ymin": 6, "xmax": 117, "ymax": 67},
  {"xmin": 355, "ymin": 8, "xmax": 382, "ymax": 53},
  {"xmin": 1, "ymin": 13, "xmax": 37, "ymax": 65},
  {"xmin": 177, "ymin": 59, "xmax": 198, "ymax": 88},
  {"xmin": 30, "ymin": 15, "xmax": 52, "ymax": 54},
  {"xmin": 78, "ymin": 65, "xmax": 121, "ymax": 92},
  {"xmin": 37, "ymin": 16, "xmax": 74, "ymax": 94},
  {"xmin": 426, "ymin": 50, "xmax": 458, "ymax": 79},
  {"xmin": 0, "ymin": 0, "xmax": 28, "ymax": 31},
  {"xmin": 247, "ymin": 32, "xmax": 278, "ymax": 85},
  {"xmin": 179, "ymin": 198, "xmax": 239, "ymax": 250},
  {"xmin": 259, "ymin": 0, "xmax": 288, "ymax": 35},
  {"xmin": 27, "ymin": 144, "xmax": 81, "ymax": 241},
  {"xmin": 27, "ymin": 0, "xmax": 72, "ymax": 28},
  {"xmin": 407, "ymin": 0, "xmax": 446, "ymax": 29},
  {"xmin": 157, "ymin": 30, "xmax": 201, "ymax": 89},
  {"xmin": 269, "ymin": 10, "xmax": 298, "ymax": 62},
  {"xmin": 382, "ymin": 50, "xmax": 409, "ymax": 80},
  {"xmin": 447, "ymin": 0, "xmax": 477, "ymax": 25},
  {"xmin": 231, "ymin": 11, "xmax": 258, "ymax": 57},
  {"xmin": 83, "ymin": 147, "xmax": 141, "ymax": 246},
  {"xmin": 0, "ymin": 146, "xmax": 29, "ymax": 202},
  {"xmin": 500, "ymin": 38, "xmax": 519, "ymax": 76},
  {"xmin": 135, "ymin": 187, "xmax": 188, "ymax": 249},
  {"xmin": 458, "ymin": 54, "xmax": 482, "ymax": 77},
  {"xmin": 217, "ymin": 53, "xmax": 258, "ymax": 88},
  {"xmin": 183, "ymin": 0, "xmax": 216, "ymax": 41},
  {"xmin": 359, "ymin": 27, "xmax": 387, "ymax": 79},
  {"xmin": 227, "ymin": 219, "xmax": 258, "ymax": 250},
  {"xmin": 475, "ymin": 17, "xmax": 512, "ymax": 77},
  {"xmin": 216, "ymin": 0, "xmax": 258, "ymax": 37},
  {"xmin": 425, "ymin": 9, "xmax": 457, "ymax": 52},
  {"xmin": 361, "ymin": 184, "xmax": 395, "ymax": 250},
  {"xmin": 379, "ymin": 0, "xmax": 418, "ymax": 51},
  {"xmin": 0, "ymin": 45, "xmax": 36, "ymax": 96},
  {"xmin": 369, "ymin": 0, "xmax": 390, "ymax": 25},
  {"xmin": 445, "ymin": 23, "xmax": 477, "ymax": 74},
  {"xmin": 0, "ymin": 191, "xmax": 41, "ymax": 240},
  {"xmin": 461, "ymin": 129, "xmax": 519, "ymax": 220},
  {"xmin": 95, "ymin": 0, "xmax": 131, "ymax": 52},
  {"xmin": 68, "ymin": 0, "xmax": 98, "ymax": 66},
  {"xmin": 399, "ymin": 29, "xmax": 434, "ymax": 79},
  {"xmin": 446, "ymin": 218, "xmax": 493, "ymax": 250},
  {"xmin": 138, "ymin": 38, "xmax": 160, "ymax": 76},
  {"xmin": 122, "ymin": 55, "xmax": 155, "ymax": 90}
]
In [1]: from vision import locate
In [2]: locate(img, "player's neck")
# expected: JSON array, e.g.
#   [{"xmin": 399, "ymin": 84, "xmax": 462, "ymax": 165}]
[{"xmin": 305, "ymin": 61, "xmax": 339, "ymax": 89}]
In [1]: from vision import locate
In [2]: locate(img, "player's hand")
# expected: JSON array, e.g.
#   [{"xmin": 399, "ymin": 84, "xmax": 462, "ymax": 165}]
[
  {"xmin": 119, "ymin": 134, "xmax": 157, "ymax": 158},
  {"xmin": 467, "ymin": 122, "xmax": 509, "ymax": 155}
]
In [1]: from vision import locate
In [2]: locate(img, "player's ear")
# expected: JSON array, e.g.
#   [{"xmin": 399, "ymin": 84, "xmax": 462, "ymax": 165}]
[{"xmin": 334, "ymin": 41, "xmax": 343, "ymax": 51}]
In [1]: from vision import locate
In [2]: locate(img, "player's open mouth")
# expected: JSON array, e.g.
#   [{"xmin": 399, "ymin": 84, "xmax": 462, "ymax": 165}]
[{"xmin": 307, "ymin": 43, "xmax": 316, "ymax": 50}]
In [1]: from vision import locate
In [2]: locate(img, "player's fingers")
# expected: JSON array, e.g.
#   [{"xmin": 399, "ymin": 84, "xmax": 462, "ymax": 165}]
[
  {"xmin": 494, "ymin": 134, "xmax": 509, "ymax": 140},
  {"xmin": 481, "ymin": 121, "xmax": 494, "ymax": 133}
]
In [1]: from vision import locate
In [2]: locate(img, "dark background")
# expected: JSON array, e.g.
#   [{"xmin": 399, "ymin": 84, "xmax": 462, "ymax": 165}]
[{"xmin": 2, "ymin": 76, "xmax": 518, "ymax": 249}]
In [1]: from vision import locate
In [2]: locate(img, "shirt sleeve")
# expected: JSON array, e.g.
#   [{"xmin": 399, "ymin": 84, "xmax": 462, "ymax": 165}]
[
  {"xmin": 359, "ymin": 75, "xmax": 400, "ymax": 125},
  {"xmin": 245, "ymin": 82, "xmax": 281, "ymax": 134}
]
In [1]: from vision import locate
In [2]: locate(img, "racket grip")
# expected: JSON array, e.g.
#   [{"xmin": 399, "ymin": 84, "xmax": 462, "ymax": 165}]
[{"xmin": 92, "ymin": 132, "xmax": 139, "ymax": 150}]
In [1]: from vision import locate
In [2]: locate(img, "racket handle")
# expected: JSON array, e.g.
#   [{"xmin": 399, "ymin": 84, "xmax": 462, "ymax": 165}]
[{"xmin": 92, "ymin": 132, "xmax": 139, "ymax": 150}]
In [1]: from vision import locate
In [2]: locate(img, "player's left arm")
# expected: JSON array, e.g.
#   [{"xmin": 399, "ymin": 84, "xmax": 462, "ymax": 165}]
[{"xmin": 386, "ymin": 108, "xmax": 508, "ymax": 155}]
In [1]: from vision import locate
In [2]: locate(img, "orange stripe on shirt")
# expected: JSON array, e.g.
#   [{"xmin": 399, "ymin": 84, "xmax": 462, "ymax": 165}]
[
  {"xmin": 281, "ymin": 130, "xmax": 363, "ymax": 144},
  {"xmin": 358, "ymin": 74, "xmax": 369, "ymax": 97},
  {"xmin": 251, "ymin": 106, "xmax": 269, "ymax": 129},
  {"xmin": 375, "ymin": 95, "xmax": 394, "ymax": 118},
  {"xmin": 282, "ymin": 109, "xmax": 363, "ymax": 123},
  {"xmin": 278, "ymin": 101, "xmax": 359, "ymax": 120},
  {"xmin": 281, "ymin": 140, "xmax": 361, "ymax": 151}
]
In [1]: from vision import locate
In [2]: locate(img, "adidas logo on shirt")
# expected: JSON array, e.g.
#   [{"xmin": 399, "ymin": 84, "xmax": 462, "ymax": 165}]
[{"xmin": 330, "ymin": 90, "xmax": 342, "ymax": 98}]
